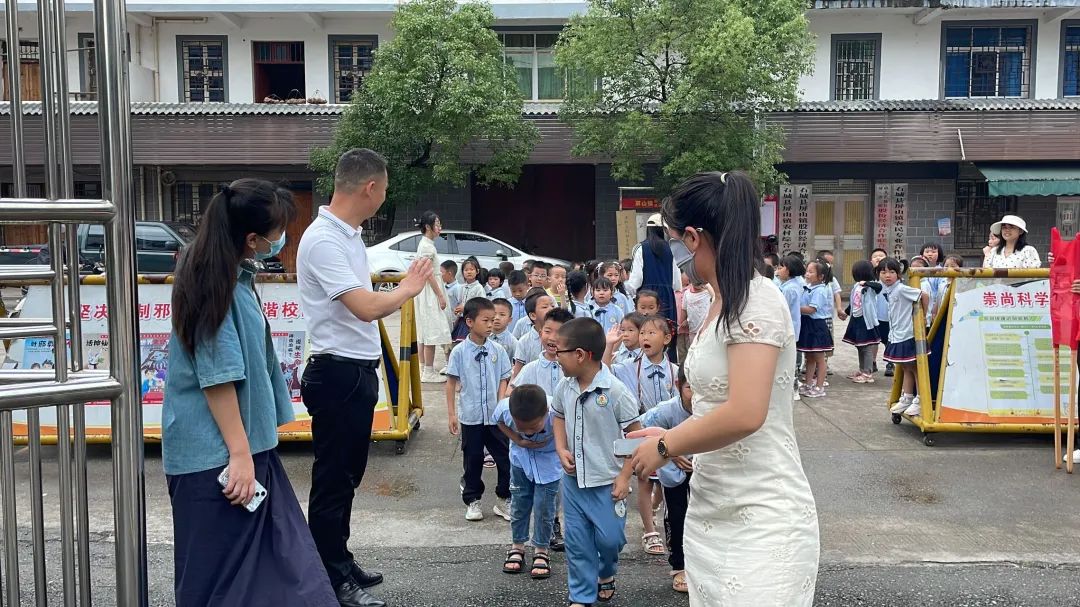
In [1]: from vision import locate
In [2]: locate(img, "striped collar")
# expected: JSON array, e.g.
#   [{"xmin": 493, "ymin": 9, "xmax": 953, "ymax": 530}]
[{"xmin": 317, "ymin": 206, "xmax": 363, "ymax": 240}]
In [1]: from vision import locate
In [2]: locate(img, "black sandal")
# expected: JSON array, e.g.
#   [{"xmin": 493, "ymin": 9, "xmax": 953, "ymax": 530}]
[
  {"xmin": 597, "ymin": 578, "xmax": 616, "ymax": 602},
  {"xmin": 502, "ymin": 548, "xmax": 526, "ymax": 574},
  {"xmin": 530, "ymin": 553, "xmax": 551, "ymax": 579}
]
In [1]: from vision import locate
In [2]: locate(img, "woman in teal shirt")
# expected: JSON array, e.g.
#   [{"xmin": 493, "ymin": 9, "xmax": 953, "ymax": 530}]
[{"xmin": 164, "ymin": 178, "xmax": 337, "ymax": 606}]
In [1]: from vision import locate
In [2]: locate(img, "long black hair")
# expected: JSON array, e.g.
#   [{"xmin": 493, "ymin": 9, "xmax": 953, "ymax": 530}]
[
  {"xmin": 646, "ymin": 225, "xmax": 668, "ymax": 260},
  {"xmin": 662, "ymin": 171, "xmax": 762, "ymax": 333},
  {"xmin": 997, "ymin": 230, "xmax": 1029, "ymax": 255},
  {"xmin": 415, "ymin": 210, "xmax": 439, "ymax": 236},
  {"xmin": 172, "ymin": 178, "xmax": 295, "ymax": 355}
]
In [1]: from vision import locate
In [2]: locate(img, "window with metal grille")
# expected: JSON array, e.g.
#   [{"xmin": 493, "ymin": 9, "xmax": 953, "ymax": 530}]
[
  {"xmin": 499, "ymin": 32, "xmax": 565, "ymax": 101},
  {"xmin": 330, "ymin": 36, "xmax": 377, "ymax": 103},
  {"xmin": 77, "ymin": 33, "xmax": 97, "ymax": 99},
  {"xmin": 832, "ymin": 35, "xmax": 880, "ymax": 101},
  {"xmin": 1063, "ymin": 23, "xmax": 1080, "ymax": 97},
  {"xmin": 1, "ymin": 183, "xmax": 44, "ymax": 198},
  {"xmin": 954, "ymin": 181, "xmax": 1017, "ymax": 251},
  {"xmin": 74, "ymin": 182, "xmax": 101, "ymax": 198},
  {"xmin": 172, "ymin": 182, "xmax": 218, "ymax": 225},
  {"xmin": 178, "ymin": 36, "xmax": 227, "ymax": 102},
  {"xmin": 944, "ymin": 23, "xmax": 1033, "ymax": 98}
]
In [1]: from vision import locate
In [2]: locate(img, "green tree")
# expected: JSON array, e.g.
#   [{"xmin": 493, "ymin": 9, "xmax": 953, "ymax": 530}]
[
  {"xmin": 311, "ymin": 0, "xmax": 539, "ymax": 233},
  {"xmin": 556, "ymin": 0, "xmax": 813, "ymax": 194}
]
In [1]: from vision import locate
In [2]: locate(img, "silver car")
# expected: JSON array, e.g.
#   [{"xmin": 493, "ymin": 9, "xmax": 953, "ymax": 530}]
[{"xmin": 366, "ymin": 230, "xmax": 572, "ymax": 287}]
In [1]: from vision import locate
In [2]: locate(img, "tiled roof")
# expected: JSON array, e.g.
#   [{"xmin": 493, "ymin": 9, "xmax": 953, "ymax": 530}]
[{"xmin": 2, "ymin": 98, "xmax": 1080, "ymax": 117}]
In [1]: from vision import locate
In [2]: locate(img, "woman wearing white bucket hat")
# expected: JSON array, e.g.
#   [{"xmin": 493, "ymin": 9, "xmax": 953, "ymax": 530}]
[{"xmin": 983, "ymin": 214, "xmax": 1041, "ymax": 269}]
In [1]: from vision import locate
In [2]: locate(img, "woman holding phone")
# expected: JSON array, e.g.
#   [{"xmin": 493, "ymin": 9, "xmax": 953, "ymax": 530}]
[{"xmin": 163, "ymin": 179, "xmax": 337, "ymax": 606}]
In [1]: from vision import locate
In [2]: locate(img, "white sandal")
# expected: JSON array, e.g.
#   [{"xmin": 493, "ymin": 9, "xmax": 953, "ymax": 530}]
[{"xmin": 642, "ymin": 532, "xmax": 665, "ymax": 555}]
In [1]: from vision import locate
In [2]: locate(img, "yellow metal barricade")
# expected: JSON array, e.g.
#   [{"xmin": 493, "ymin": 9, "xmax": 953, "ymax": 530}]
[
  {"xmin": 890, "ymin": 267, "xmax": 1073, "ymax": 446},
  {"xmin": 2, "ymin": 272, "xmax": 424, "ymax": 453}
]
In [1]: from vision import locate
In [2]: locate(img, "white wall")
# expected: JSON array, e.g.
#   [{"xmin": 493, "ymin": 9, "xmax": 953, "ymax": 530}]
[
  {"xmin": 157, "ymin": 15, "xmax": 394, "ymax": 103},
  {"xmin": 801, "ymin": 8, "xmax": 1072, "ymax": 101}
]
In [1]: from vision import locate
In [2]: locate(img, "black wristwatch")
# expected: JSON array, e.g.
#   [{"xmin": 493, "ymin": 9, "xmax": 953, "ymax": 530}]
[{"xmin": 657, "ymin": 436, "xmax": 670, "ymax": 458}]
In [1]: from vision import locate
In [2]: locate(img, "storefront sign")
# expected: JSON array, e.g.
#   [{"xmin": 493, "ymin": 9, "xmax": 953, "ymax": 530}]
[
  {"xmin": 873, "ymin": 183, "xmax": 892, "ymax": 250},
  {"xmin": 891, "ymin": 183, "xmax": 908, "ymax": 260},
  {"xmin": 779, "ymin": 185, "xmax": 795, "ymax": 254},
  {"xmin": 619, "ymin": 197, "xmax": 661, "ymax": 211}
]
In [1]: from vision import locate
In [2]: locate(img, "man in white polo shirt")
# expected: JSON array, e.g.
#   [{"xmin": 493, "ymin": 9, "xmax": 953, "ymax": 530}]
[{"xmin": 297, "ymin": 148, "xmax": 431, "ymax": 607}]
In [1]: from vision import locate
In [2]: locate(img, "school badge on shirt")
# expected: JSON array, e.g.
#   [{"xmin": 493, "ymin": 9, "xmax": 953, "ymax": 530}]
[{"xmin": 596, "ymin": 393, "xmax": 608, "ymax": 407}]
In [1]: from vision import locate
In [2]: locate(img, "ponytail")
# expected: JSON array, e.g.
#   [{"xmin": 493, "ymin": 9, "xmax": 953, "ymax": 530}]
[{"xmin": 172, "ymin": 178, "xmax": 295, "ymax": 355}]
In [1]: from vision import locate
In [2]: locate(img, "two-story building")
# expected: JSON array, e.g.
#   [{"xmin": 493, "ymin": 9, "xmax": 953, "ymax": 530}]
[{"xmin": 1, "ymin": 0, "xmax": 1079, "ymax": 279}]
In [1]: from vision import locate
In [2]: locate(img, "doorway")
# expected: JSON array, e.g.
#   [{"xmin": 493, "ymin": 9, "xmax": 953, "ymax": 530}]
[
  {"xmin": 812, "ymin": 195, "xmax": 869, "ymax": 290},
  {"xmin": 1, "ymin": 40, "xmax": 42, "ymax": 101},
  {"xmin": 471, "ymin": 165, "xmax": 596, "ymax": 262},
  {"xmin": 253, "ymin": 41, "xmax": 305, "ymax": 102}
]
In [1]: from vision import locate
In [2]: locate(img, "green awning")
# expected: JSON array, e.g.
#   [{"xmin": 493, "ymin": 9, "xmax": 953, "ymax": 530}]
[{"xmin": 979, "ymin": 165, "xmax": 1080, "ymax": 198}]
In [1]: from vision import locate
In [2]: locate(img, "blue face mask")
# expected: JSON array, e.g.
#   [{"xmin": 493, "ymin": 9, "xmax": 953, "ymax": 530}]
[{"xmin": 257, "ymin": 233, "xmax": 286, "ymax": 260}]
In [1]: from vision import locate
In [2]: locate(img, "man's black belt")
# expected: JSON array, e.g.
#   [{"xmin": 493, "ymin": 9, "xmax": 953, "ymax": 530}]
[{"xmin": 309, "ymin": 353, "xmax": 380, "ymax": 368}]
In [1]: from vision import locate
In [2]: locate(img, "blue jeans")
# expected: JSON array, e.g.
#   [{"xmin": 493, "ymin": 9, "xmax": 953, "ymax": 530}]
[
  {"xmin": 561, "ymin": 475, "xmax": 627, "ymax": 604},
  {"xmin": 510, "ymin": 465, "xmax": 559, "ymax": 549}
]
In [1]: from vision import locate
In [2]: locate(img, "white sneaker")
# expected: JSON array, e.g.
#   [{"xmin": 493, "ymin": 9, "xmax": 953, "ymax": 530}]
[
  {"xmin": 465, "ymin": 501, "xmax": 484, "ymax": 521},
  {"xmin": 793, "ymin": 391, "xmax": 801, "ymax": 402},
  {"xmin": 1062, "ymin": 449, "xmax": 1080, "ymax": 464},
  {"xmin": 493, "ymin": 498, "xmax": 512, "ymax": 522},
  {"xmin": 438, "ymin": 366, "xmax": 448, "ymax": 375},
  {"xmin": 422, "ymin": 369, "xmax": 447, "ymax": 384},
  {"xmin": 890, "ymin": 395, "xmax": 913, "ymax": 414},
  {"xmin": 904, "ymin": 397, "xmax": 922, "ymax": 417}
]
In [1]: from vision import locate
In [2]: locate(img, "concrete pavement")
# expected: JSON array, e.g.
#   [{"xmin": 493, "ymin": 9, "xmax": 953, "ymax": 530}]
[{"xmin": 3, "ymin": 316, "xmax": 1080, "ymax": 605}]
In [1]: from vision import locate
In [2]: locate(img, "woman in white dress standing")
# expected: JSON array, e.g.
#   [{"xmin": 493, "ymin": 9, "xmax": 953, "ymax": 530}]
[
  {"xmin": 630, "ymin": 171, "xmax": 820, "ymax": 606},
  {"xmin": 414, "ymin": 211, "xmax": 451, "ymax": 383}
]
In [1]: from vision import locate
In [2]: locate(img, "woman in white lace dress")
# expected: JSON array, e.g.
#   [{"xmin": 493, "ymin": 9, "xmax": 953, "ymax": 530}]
[
  {"xmin": 630, "ymin": 171, "xmax": 820, "ymax": 606},
  {"xmin": 413, "ymin": 211, "xmax": 451, "ymax": 383}
]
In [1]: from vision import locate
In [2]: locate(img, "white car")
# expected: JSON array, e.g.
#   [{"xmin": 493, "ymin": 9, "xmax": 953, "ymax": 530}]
[{"xmin": 366, "ymin": 230, "xmax": 571, "ymax": 284}]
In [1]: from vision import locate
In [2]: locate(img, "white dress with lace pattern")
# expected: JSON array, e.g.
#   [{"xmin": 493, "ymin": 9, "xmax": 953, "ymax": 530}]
[{"xmin": 683, "ymin": 276, "xmax": 820, "ymax": 606}]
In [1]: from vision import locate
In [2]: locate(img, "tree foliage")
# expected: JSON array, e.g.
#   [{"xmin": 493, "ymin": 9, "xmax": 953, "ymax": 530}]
[
  {"xmin": 556, "ymin": 0, "xmax": 814, "ymax": 194},
  {"xmin": 311, "ymin": 0, "xmax": 539, "ymax": 226}
]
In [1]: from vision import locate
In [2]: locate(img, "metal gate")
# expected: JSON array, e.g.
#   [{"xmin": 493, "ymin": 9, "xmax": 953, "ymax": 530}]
[{"xmin": 1, "ymin": 0, "xmax": 147, "ymax": 605}]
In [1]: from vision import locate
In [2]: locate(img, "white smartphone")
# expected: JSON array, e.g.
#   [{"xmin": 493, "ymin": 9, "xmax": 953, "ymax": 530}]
[
  {"xmin": 613, "ymin": 437, "xmax": 645, "ymax": 458},
  {"xmin": 217, "ymin": 467, "xmax": 268, "ymax": 513}
]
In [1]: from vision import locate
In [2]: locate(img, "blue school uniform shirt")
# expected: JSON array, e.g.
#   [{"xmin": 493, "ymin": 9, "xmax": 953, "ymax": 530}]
[
  {"xmin": 613, "ymin": 291, "xmax": 634, "ymax": 316},
  {"xmin": 491, "ymin": 397, "xmax": 562, "ymax": 485},
  {"xmin": 490, "ymin": 329, "xmax": 517, "ymax": 362},
  {"xmin": 514, "ymin": 326, "xmax": 542, "ymax": 365},
  {"xmin": 569, "ymin": 298, "xmax": 594, "ymax": 319},
  {"xmin": 512, "ymin": 315, "xmax": 533, "ymax": 339},
  {"xmin": 884, "ymin": 282, "xmax": 923, "ymax": 343},
  {"xmin": 876, "ymin": 281, "xmax": 890, "ymax": 323},
  {"xmin": 921, "ymin": 276, "xmax": 948, "ymax": 326},
  {"xmin": 511, "ymin": 355, "xmax": 563, "ymax": 396},
  {"xmin": 444, "ymin": 281, "xmax": 463, "ymax": 312},
  {"xmin": 509, "ymin": 297, "xmax": 528, "ymax": 331},
  {"xmin": 446, "ymin": 336, "xmax": 512, "ymax": 426},
  {"xmin": 612, "ymin": 344, "xmax": 642, "ymax": 366},
  {"xmin": 591, "ymin": 302, "xmax": 624, "ymax": 334},
  {"xmin": 551, "ymin": 366, "xmax": 640, "ymax": 489},
  {"xmin": 779, "ymin": 278, "xmax": 803, "ymax": 338},
  {"xmin": 801, "ymin": 283, "xmax": 833, "ymax": 320},
  {"xmin": 487, "ymin": 284, "xmax": 511, "ymax": 300},
  {"xmin": 612, "ymin": 355, "xmax": 678, "ymax": 412},
  {"xmin": 162, "ymin": 264, "xmax": 294, "ymax": 476},
  {"xmin": 641, "ymin": 396, "xmax": 693, "ymax": 488}
]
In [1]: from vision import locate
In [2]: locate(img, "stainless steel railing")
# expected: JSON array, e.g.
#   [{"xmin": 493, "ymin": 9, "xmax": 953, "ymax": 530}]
[{"xmin": 0, "ymin": 0, "xmax": 147, "ymax": 604}]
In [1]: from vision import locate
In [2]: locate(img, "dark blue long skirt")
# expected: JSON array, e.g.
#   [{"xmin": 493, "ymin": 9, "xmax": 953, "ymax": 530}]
[{"xmin": 168, "ymin": 450, "xmax": 338, "ymax": 607}]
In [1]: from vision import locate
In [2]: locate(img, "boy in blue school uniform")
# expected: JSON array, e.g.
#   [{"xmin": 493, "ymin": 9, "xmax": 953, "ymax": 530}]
[
  {"xmin": 507, "ymin": 270, "xmax": 530, "ymax": 332},
  {"xmin": 446, "ymin": 297, "xmax": 513, "ymax": 522},
  {"xmin": 640, "ymin": 365, "xmax": 695, "ymax": 594},
  {"xmin": 490, "ymin": 298, "xmax": 518, "ymax": 363},
  {"xmin": 552, "ymin": 318, "xmax": 641, "ymax": 607},
  {"xmin": 512, "ymin": 290, "xmax": 557, "ymax": 378},
  {"xmin": 493, "ymin": 385, "xmax": 562, "ymax": 580}
]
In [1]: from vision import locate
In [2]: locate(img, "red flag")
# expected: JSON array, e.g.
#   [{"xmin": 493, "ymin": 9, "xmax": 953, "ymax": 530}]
[{"xmin": 1049, "ymin": 227, "xmax": 1080, "ymax": 346}]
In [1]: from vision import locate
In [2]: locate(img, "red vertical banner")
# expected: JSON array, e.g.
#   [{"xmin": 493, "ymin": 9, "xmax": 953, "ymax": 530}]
[
  {"xmin": 1050, "ymin": 227, "xmax": 1080, "ymax": 347},
  {"xmin": 779, "ymin": 185, "xmax": 795, "ymax": 254},
  {"xmin": 874, "ymin": 183, "xmax": 892, "ymax": 251},
  {"xmin": 891, "ymin": 183, "xmax": 908, "ymax": 260}
]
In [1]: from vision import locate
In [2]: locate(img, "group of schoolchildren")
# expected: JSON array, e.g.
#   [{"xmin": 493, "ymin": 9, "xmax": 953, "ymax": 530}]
[
  {"xmin": 441, "ymin": 257, "xmax": 712, "ymax": 604},
  {"xmin": 762, "ymin": 243, "xmax": 957, "ymax": 418}
]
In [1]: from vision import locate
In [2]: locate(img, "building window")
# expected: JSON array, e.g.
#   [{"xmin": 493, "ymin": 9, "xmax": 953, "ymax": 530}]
[
  {"xmin": 1, "ymin": 40, "xmax": 42, "ymax": 101},
  {"xmin": 499, "ymin": 32, "xmax": 565, "ymax": 101},
  {"xmin": 74, "ymin": 182, "xmax": 101, "ymax": 199},
  {"xmin": 177, "ymin": 36, "xmax": 227, "ymax": 102},
  {"xmin": 253, "ymin": 41, "xmax": 306, "ymax": 102},
  {"xmin": 831, "ymin": 34, "xmax": 880, "ymax": 101},
  {"xmin": 77, "ymin": 33, "xmax": 96, "ymax": 100},
  {"xmin": 1063, "ymin": 23, "xmax": 1080, "ymax": 97},
  {"xmin": 329, "ymin": 36, "xmax": 377, "ymax": 103},
  {"xmin": 943, "ymin": 23, "xmax": 1034, "ymax": 98},
  {"xmin": 954, "ymin": 181, "xmax": 1017, "ymax": 251},
  {"xmin": 172, "ymin": 182, "xmax": 219, "ymax": 224}
]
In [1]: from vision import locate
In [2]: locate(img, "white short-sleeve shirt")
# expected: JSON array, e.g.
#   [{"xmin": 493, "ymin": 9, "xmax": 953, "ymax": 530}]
[{"xmin": 296, "ymin": 206, "xmax": 381, "ymax": 360}]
